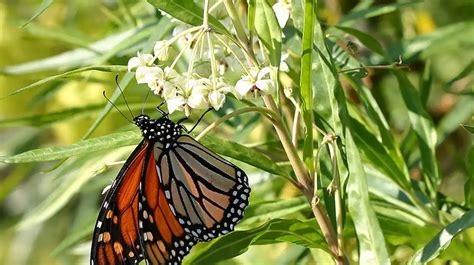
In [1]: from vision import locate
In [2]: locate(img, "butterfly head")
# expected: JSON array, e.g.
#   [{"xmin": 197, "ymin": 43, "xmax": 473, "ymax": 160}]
[{"xmin": 134, "ymin": 114, "xmax": 182, "ymax": 142}]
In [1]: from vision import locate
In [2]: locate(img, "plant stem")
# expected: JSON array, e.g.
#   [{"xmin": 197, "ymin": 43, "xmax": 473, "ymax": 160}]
[
  {"xmin": 222, "ymin": 0, "xmax": 257, "ymax": 66},
  {"xmin": 195, "ymin": 106, "xmax": 278, "ymax": 141},
  {"xmin": 203, "ymin": 0, "xmax": 210, "ymax": 28},
  {"xmin": 263, "ymin": 95, "xmax": 311, "ymax": 189},
  {"xmin": 170, "ymin": 28, "xmax": 204, "ymax": 70},
  {"xmin": 263, "ymin": 94, "xmax": 345, "ymax": 263},
  {"xmin": 310, "ymin": 195, "xmax": 342, "ymax": 263},
  {"xmin": 330, "ymin": 140, "xmax": 345, "ymax": 257},
  {"xmin": 292, "ymin": 107, "xmax": 300, "ymax": 146}
]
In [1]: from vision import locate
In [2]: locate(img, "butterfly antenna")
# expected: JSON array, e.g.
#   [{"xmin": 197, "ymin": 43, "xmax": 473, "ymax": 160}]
[
  {"xmin": 115, "ymin": 75, "xmax": 134, "ymax": 118},
  {"xmin": 141, "ymin": 89, "xmax": 151, "ymax": 115},
  {"xmin": 188, "ymin": 108, "xmax": 213, "ymax": 133},
  {"xmin": 156, "ymin": 101, "xmax": 169, "ymax": 117},
  {"xmin": 102, "ymin": 91, "xmax": 132, "ymax": 123}
]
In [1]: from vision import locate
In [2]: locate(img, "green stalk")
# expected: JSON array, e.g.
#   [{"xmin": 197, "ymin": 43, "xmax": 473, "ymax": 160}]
[
  {"xmin": 300, "ymin": 0, "xmax": 315, "ymax": 176},
  {"xmin": 195, "ymin": 106, "xmax": 277, "ymax": 141},
  {"xmin": 222, "ymin": 0, "xmax": 257, "ymax": 66}
]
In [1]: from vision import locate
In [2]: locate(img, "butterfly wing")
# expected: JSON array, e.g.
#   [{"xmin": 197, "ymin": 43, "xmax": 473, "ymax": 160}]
[
  {"xmin": 157, "ymin": 135, "xmax": 250, "ymax": 241},
  {"xmin": 91, "ymin": 141, "xmax": 149, "ymax": 265},
  {"xmin": 139, "ymin": 141, "xmax": 198, "ymax": 264}
]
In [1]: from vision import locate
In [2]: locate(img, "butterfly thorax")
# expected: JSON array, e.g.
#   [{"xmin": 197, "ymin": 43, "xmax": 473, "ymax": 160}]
[{"xmin": 134, "ymin": 114, "xmax": 182, "ymax": 142}]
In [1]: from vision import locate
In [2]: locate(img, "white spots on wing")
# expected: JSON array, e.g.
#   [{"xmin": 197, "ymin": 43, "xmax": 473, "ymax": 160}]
[
  {"xmin": 143, "ymin": 210, "xmax": 148, "ymax": 219},
  {"xmin": 96, "ymin": 221, "xmax": 102, "ymax": 228},
  {"xmin": 102, "ymin": 185, "xmax": 112, "ymax": 195},
  {"xmin": 165, "ymin": 190, "xmax": 171, "ymax": 199},
  {"xmin": 146, "ymin": 232, "xmax": 153, "ymax": 241}
]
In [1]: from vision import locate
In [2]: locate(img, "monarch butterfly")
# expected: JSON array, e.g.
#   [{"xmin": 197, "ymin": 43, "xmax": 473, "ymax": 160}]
[{"xmin": 90, "ymin": 108, "xmax": 250, "ymax": 265}]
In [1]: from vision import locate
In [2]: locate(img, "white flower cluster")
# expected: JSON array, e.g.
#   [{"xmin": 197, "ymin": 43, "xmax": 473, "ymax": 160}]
[{"xmin": 128, "ymin": 37, "xmax": 276, "ymax": 117}]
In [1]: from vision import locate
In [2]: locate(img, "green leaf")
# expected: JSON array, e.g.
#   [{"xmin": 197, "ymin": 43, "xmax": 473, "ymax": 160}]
[
  {"xmin": 0, "ymin": 26, "xmax": 145, "ymax": 75},
  {"xmin": 344, "ymin": 74, "xmax": 409, "ymax": 186},
  {"xmin": 394, "ymin": 71, "xmax": 440, "ymax": 196},
  {"xmin": 437, "ymin": 98, "xmax": 474, "ymax": 143},
  {"xmin": 299, "ymin": 0, "xmax": 315, "ymax": 171},
  {"xmin": 0, "ymin": 102, "xmax": 158, "ymax": 127},
  {"xmin": 346, "ymin": 131, "xmax": 390, "ymax": 265},
  {"xmin": 365, "ymin": 167, "xmax": 429, "ymax": 225},
  {"xmin": 408, "ymin": 208, "xmax": 474, "ymax": 264},
  {"xmin": 240, "ymin": 197, "xmax": 309, "ymax": 226},
  {"xmin": 255, "ymin": 0, "xmax": 282, "ymax": 67},
  {"xmin": 16, "ymin": 149, "xmax": 129, "ymax": 230},
  {"xmin": 198, "ymin": 134, "xmax": 290, "ymax": 176},
  {"xmin": 146, "ymin": 0, "xmax": 228, "ymax": 34},
  {"xmin": 21, "ymin": 0, "xmax": 55, "ymax": 27},
  {"xmin": 465, "ymin": 147, "xmax": 474, "ymax": 207},
  {"xmin": 350, "ymin": 117, "xmax": 410, "ymax": 189},
  {"xmin": 0, "ymin": 65, "xmax": 127, "ymax": 99},
  {"xmin": 334, "ymin": 26, "xmax": 386, "ymax": 57},
  {"xmin": 400, "ymin": 21, "xmax": 474, "ymax": 60},
  {"xmin": 185, "ymin": 219, "xmax": 325, "ymax": 264},
  {"xmin": 338, "ymin": 2, "xmax": 422, "ymax": 25},
  {"xmin": 0, "ymin": 131, "xmax": 141, "ymax": 163},
  {"xmin": 24, "ymin": 23, "xmax": 93, "ymax": 49},
  {"xmin": 444, "ymin": 61, "xmax": 474, "ymax": 95},
  {"xmin": 462, "ymin": 124, "xmax": 474, "ymax": 134},
  {"xmin": 247, "ymin": 0, "xmax": 256, "ymax": 38},
  {"xmin": 80, "ymin": 18, "xmax": 173, "ymax": 140},
  {"xmin": 52, "ymin": 214, "xmax": 96, "ymax": 255}
]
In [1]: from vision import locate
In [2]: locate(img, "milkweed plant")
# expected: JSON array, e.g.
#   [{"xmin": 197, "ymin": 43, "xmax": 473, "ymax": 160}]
[{"xmin": 1, "ymin": 0, "xmax": 473, "ymax": 265}]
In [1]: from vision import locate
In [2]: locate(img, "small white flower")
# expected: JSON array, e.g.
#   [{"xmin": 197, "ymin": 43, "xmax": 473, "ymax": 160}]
[
  {"xmin": 199, "ymin": 77, "xmax": 232, "ymax": 110},
  {"xmin": 135, "ymin": 66, "xmax": 180, "ymax": 98},
  {"xmin": 166, "ymin": 78, "xmax": 209, "ymax": 116},
  {"xmin": 234, "ymin": 67, "xmax": 274, "ymax": 99},
  {"xmin": 153, "ymin": 41, "xmax": 172, "ymax": 61},
  {"xmin": 127, "ymin": 51, "xmax": 154, "ymax": 72},
  {"xmin": 172, "ymin": 24, "xmax": 194, "ymax": 46},
  {"xmin": 135, "ymin": 66, "xmax": 159, "ymax": 84},
  {"xmin": 272, "ymin": 1, "xmax": 291, "ymax": 28}
]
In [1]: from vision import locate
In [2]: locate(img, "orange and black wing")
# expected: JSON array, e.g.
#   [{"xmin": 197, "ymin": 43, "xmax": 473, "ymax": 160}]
[
  {"xmin": 139, "ymin": 141, "xmax": 197, "ymax": 265},
  {"xmin": 157, "ymin": 135, "xmax": 250, "ymax": 242},
  {"xmin": 91, "ymin": 141, "xmax": 149, "ymax": 265}
]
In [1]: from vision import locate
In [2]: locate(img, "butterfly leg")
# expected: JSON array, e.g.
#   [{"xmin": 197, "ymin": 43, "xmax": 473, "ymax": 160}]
[
  {"xmin": 187, "ymin": 108, "xmax": 213, "ymax": 133},
  {"xmin": 156, "ymin": 102, "xmax": 169, "ymax": 118}
]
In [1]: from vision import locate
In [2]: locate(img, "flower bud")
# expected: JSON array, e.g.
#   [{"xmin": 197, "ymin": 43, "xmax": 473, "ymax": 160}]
[{"xmin": 153, "ymin": 41, "xmax": 173, "ymax": 61}]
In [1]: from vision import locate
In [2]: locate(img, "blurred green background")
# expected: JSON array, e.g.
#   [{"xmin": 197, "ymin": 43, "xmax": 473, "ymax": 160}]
[{"xmin": 0, "ymin": 0, "xmax": 473, "ymax": 264}]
